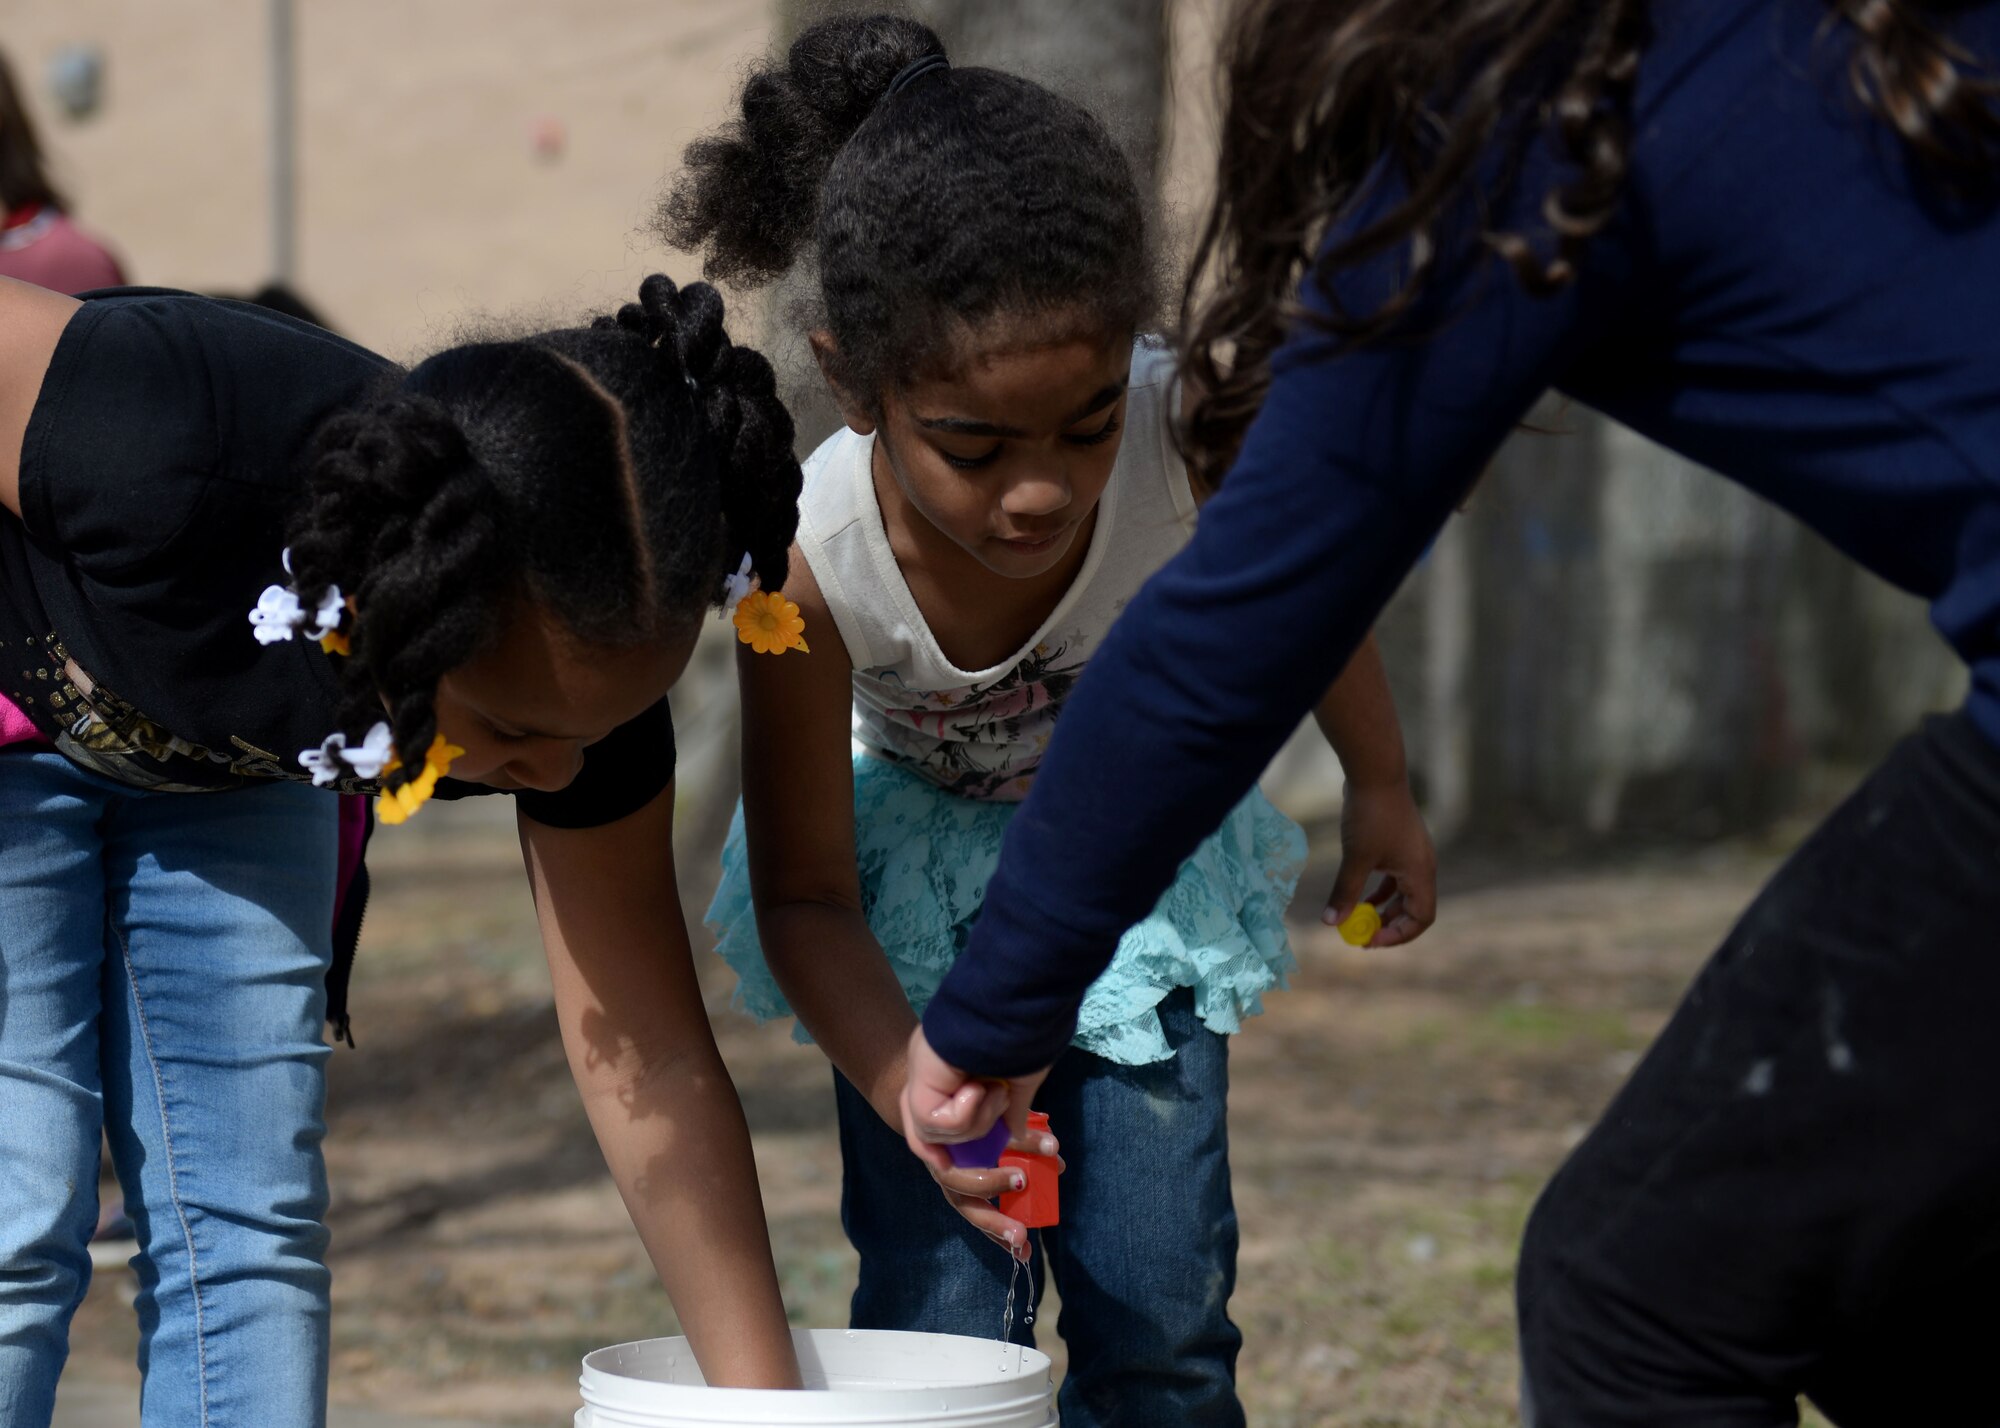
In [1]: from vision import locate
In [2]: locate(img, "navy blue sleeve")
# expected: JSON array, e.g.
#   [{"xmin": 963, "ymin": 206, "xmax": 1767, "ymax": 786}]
[{"xmin": 921, "ymin": 191, "xmax": 1634, "ymax": 1074}]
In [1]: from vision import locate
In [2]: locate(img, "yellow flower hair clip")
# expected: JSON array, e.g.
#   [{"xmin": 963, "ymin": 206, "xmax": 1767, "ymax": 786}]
[
  {"xmin": 375, "ymin": 733, "xmax": 465, "ymax": 825},
  {"xmin": 733, "ymin": 589, "xmax": 809, "ymax": 656},
  {"xmin": 720, "ymin": 553, "xmax": 807, "ymax": 655}
]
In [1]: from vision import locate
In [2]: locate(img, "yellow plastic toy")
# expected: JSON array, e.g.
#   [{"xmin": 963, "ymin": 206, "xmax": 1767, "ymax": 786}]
[{"xmin": 1336, "ymin": 902, "xmax": 1382, "ymax": 947}]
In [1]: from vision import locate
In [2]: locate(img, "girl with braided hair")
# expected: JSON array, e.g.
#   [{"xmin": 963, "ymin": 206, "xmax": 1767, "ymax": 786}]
[
  {"xmin": 0, "ymin": 272, "xmax": 807, "ymax": 1424},
  {"xmin": 893, "ymin": 0, "xmax": 2000, "ymax": 1422},
  {"xmin": 673, "ymin": 15, "xmax": 1436, "ymax": 1426}
]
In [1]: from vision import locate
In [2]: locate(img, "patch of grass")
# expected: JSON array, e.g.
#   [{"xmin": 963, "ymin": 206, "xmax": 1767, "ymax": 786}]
[
  {"xmin": 1476, "ymin": 1001, "xmax": 1637, "ymax": 1052},
  {"xmin": 1394, "ymin": 1001, "xmax": 1637, "ymax": 1063},
  {"xmin": 1239, "ymin": 1180, "xmax": 1539, "ymax": 1426}
]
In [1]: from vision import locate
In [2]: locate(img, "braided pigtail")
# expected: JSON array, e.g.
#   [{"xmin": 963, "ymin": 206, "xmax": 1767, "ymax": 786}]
[{"xmin": 288, "ymin": 388, "xmax": 506, "ymax": 795}]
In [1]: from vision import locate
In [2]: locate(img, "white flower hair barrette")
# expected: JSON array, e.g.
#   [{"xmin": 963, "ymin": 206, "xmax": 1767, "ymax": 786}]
[
  {"xmin": 720, "ymin": 552, "xmax": 756, "ymax": 609},
  {"xmin": 299, "ymin": 722, "xmax": 395, "ymax": 788},
  {"xmin": 249, "ymin": 548, "xmax": 348, "ymax": 652}
]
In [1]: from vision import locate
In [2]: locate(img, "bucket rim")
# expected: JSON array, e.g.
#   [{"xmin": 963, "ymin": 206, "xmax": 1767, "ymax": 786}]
[{"xmin": 579, "ymin": 1328, "xmax": 1054, "ymax": 1418}]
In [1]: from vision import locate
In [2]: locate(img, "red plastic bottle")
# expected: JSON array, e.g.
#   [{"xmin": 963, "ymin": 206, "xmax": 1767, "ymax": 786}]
[{"xmin": 997, "ymin": 1111, "xmax": 1061, "ymax": 1228}]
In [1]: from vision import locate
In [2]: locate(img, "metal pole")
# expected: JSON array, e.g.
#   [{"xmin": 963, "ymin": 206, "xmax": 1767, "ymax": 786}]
[{"xmin": 269, "ymin": 0, "xmax": 297, "ymax": 284}]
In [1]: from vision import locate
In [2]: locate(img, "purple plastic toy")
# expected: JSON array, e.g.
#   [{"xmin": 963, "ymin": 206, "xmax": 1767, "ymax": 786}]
[{"xmin": 945, "ymin": 1118, "xmax": 1013, "ymax": 1170}]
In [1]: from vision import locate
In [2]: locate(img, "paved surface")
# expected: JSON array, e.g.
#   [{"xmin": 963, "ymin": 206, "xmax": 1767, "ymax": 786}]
[{"xmin": 53, "ymin": 1380, "xmax": 514, "ymax": 1428}]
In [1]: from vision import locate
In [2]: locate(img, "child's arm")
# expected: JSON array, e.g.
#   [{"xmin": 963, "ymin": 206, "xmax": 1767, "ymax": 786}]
[
  {"xmin": 518, "ymin": 787, "xmax": 802, "ymax": 1388},
  {"xmin": 1313, "ymin": 634, "xmax": 1437, "ymax": 947},
  {"xmin": 738, "ymin": 553, "xmax": 1036, "ymax": 1260},
  {"xmin": 1185, "ymin": 427, "xmax": 1437, "ymax": 949}
]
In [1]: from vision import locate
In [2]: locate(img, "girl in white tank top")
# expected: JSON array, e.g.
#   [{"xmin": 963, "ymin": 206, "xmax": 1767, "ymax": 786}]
[{"xmin": 677, "ymin": 16, "xmax": 1438, "ymax": 1423}]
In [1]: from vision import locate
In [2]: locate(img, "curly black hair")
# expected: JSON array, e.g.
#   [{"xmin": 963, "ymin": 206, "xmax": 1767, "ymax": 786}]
[
  {"xmin": 661, "ymin": 13, "xmax": 1154, "ymax": 404},
  {"xmin": 284, "ymin": 273, "xmax": 800, "ymax": 789}
]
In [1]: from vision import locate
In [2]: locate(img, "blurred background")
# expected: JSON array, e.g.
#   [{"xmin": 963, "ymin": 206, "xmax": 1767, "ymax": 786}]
[{"xmin": 9, "ymin": 0, "xmax": 1961, "ymax": 1423}]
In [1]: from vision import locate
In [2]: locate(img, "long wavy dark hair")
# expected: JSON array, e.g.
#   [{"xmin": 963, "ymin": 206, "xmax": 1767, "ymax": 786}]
[{"xmin": 1180, "ymin": 0, "xmax": 2000, "ymax": 488}]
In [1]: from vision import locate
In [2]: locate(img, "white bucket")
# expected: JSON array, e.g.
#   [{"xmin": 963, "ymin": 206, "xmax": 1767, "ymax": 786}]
[{"xmin": 575, "ymin": 1329, "xmax": 1056, "ymax": 1427}]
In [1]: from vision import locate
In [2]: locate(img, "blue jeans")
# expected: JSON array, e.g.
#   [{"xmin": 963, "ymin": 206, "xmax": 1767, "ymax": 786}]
[
  {"xmin": 0, "ymin": 751, "xmax": 337, "ymax": 1428},
  {"xmin": 838, "ymin": 987, "xmax": 1244, "ymax": 1428}
]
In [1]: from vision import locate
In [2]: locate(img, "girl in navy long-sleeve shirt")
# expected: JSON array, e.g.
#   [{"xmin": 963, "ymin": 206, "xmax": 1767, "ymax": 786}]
[{"xmin": 899, "ymin": 0, "xmax": 2000, "ymax": 1420}]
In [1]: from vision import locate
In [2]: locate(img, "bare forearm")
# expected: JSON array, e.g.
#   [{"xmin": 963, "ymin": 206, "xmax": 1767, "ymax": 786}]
[
  {"xmin": 518, "ymin": 794, "xmax": 798, "ymax": 1388},
  {"xmin": 572, "ymin": 1048, "xmax": 800, "ymax": 1388},
  {"xmin": 1312, "ymin": 633, "xmax": 1409, "ymax": 789},
  {"xmin": 758, "ymin": 901, "xmax": 917, "ymax": 1125}
]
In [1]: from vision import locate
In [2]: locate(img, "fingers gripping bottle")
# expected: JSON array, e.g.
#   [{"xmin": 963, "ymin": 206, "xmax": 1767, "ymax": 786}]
[{"xmin": 997, "ymin": 1112, "xmax": 1061, "ymax": 1228}]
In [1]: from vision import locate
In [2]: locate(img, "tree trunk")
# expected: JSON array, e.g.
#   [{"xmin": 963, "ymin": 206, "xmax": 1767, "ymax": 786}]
[{"xmin": 1405, "ymin": 406, "xmax": 1961, "ymax": 842}]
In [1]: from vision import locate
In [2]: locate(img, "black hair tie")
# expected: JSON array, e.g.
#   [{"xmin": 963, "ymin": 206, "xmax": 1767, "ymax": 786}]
[{"xmin": 884, "ymin": 53, "xmax": 948, "ymax": 100}]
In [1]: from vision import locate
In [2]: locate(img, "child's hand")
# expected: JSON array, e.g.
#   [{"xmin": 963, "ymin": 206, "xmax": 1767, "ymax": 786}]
[
  {"xmin": 924, "ymin": 1126, "xmax": 1064, "ymax": 1265},
  {"xmin": 1324, "ymin": 778, "xmax": 1437, "ymax": 947},
  {"xmin": 901, "ymin": 1026, "xmax": 1055, "ymax": 1262}
]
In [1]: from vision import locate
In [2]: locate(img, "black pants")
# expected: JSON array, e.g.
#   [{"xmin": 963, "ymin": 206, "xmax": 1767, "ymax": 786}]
[{"xmin": 1518, "ymin": 711, "xmax": 2000, "ymax": 1427}]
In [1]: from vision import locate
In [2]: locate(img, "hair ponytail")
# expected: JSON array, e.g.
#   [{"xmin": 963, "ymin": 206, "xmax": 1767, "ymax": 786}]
[
  {"xmin": 663, "ymin": 14, "xmax": 1152, "ymax": 406},
  {"xmin": 662, "ymin": 14, "xmax": 945, "ymax": 287}
]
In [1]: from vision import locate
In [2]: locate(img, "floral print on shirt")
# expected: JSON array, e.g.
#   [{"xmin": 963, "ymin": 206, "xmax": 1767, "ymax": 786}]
[{"xmin": 862, "ymin": 637, "xmax": 1086, "ymax": 802}]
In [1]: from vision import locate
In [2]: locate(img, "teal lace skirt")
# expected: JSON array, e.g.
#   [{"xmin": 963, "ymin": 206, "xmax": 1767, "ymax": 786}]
[{"xmin": 704, "ymin": 754, "xmax": 1306, "ymax": 1066}]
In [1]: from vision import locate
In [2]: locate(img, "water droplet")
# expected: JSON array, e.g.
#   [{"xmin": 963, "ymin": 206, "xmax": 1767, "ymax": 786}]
[{"xmin": 1000, "ymin": 1253, "xmax": 1022, "ymax": 1344}]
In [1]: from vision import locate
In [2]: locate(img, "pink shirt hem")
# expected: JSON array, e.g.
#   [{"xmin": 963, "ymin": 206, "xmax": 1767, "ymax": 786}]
[{"xmin": 0, "ymin": 692, "xmax": 49, "ymax": 749}]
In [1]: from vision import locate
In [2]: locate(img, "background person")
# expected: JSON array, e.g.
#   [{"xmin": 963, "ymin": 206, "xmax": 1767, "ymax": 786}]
[{"xmin": 0, "ymin": 47, "xmax": 124, "ymax": 294}]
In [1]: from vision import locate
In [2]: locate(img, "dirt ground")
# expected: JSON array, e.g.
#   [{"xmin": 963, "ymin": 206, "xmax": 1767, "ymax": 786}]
[{"xmin": 64, "ymin": 798, "xmax": 1840, "ymax": 1427}]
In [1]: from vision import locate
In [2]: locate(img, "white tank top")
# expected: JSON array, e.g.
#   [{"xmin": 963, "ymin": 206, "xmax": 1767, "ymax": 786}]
[{"xmin": 796, "ymin": 340, "xmax": 1196, "ymax": 802}]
